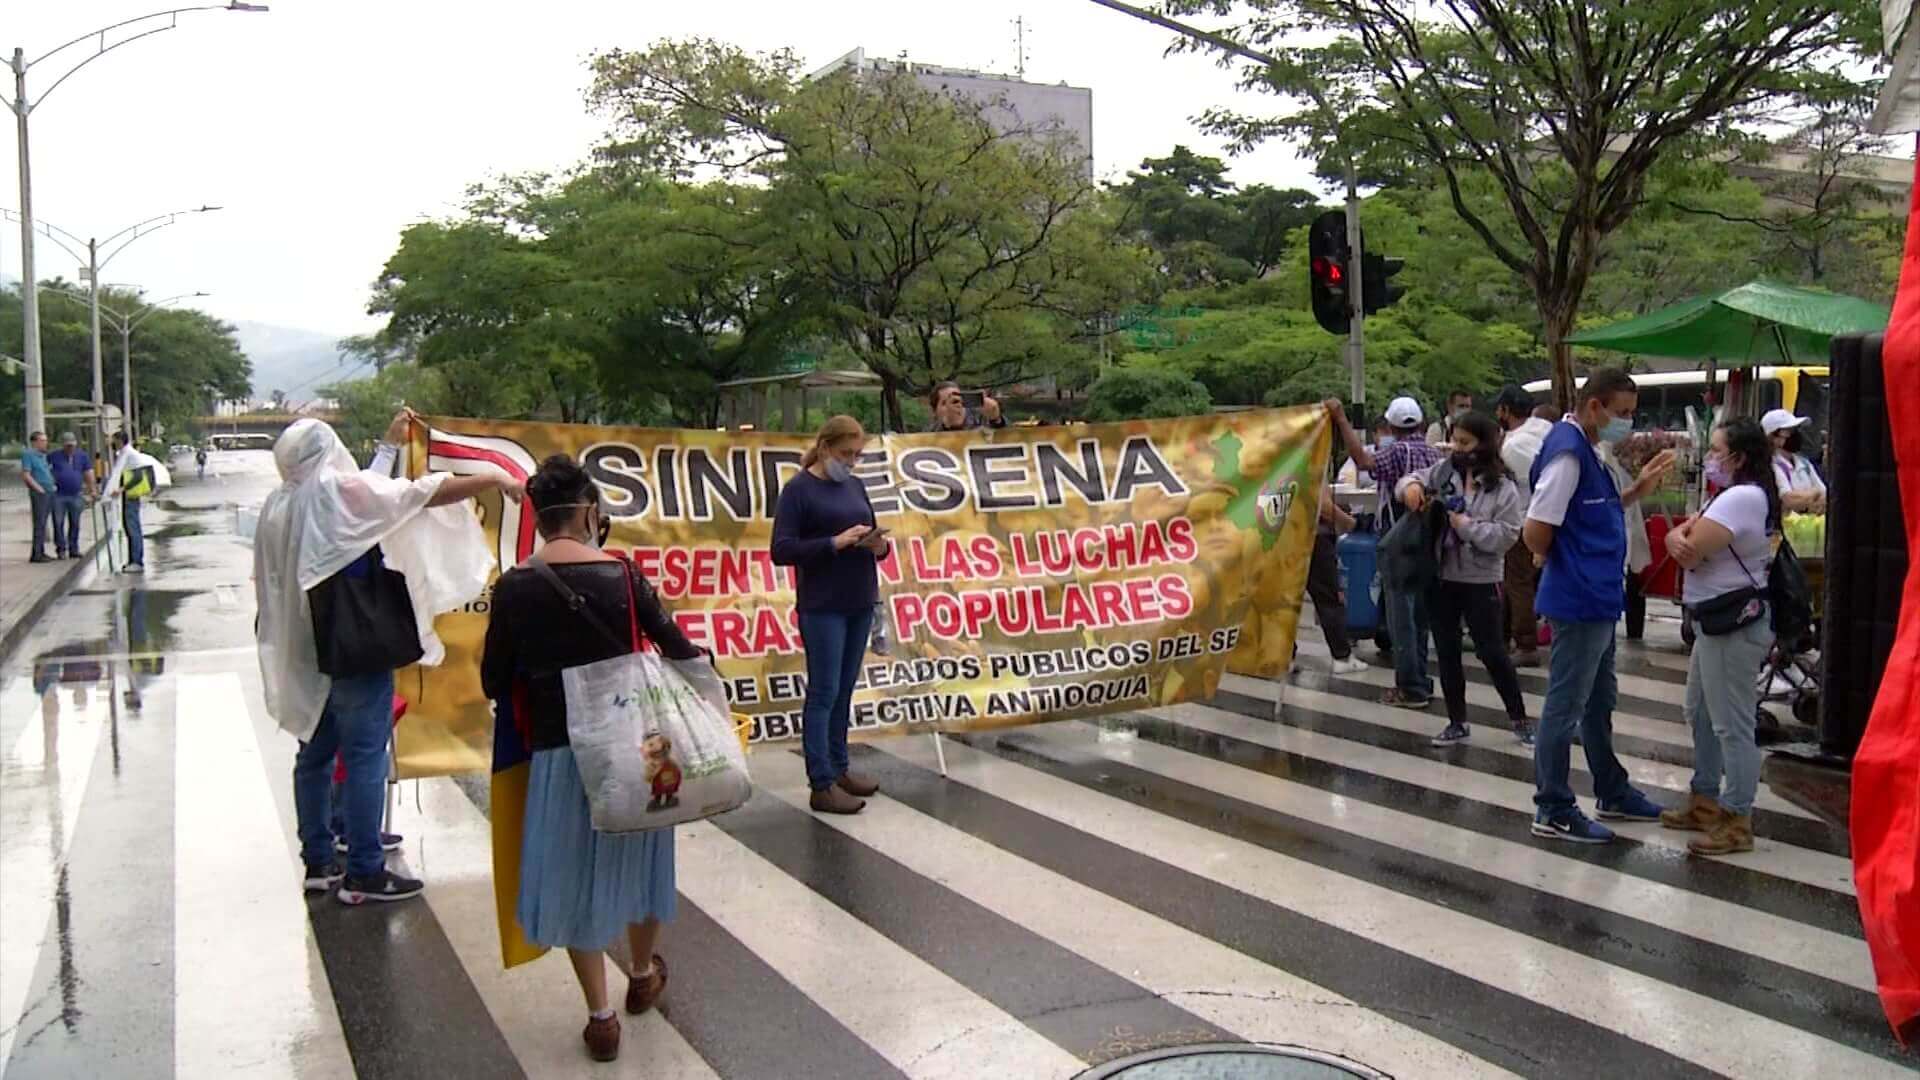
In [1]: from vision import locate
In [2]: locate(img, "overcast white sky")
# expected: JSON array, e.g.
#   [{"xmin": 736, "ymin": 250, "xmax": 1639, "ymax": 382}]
[{"xmin": 2, "ymin": 1, "xmax": 1324, "ymax": 338}]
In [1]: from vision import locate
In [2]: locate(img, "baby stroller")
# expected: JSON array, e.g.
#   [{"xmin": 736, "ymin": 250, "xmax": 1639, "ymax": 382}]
[{"xmin": 1755, "ymin": 634, "xmax": 1820, "ymax": 744}]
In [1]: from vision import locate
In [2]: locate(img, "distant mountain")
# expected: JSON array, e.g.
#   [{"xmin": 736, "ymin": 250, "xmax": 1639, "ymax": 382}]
[{"xmin": 230, "ymin": 321, "xmax": 364, "ymax": 404}]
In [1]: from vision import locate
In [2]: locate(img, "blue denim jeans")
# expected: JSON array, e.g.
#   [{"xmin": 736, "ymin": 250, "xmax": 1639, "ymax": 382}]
[
  {"xmin": 1533, "ymin": 618, "xmax": 1638, "ymax": 813},
  {"xmin": 122, "ymin": 498, "xmax": 144, "ymax": 566},
  {"xmin": 1383, "ymin": 581, "xmax": 1432, "ymax": 697},
  {"xmin": 1685, "ymin": 616, "xmax": 1771, "ymax": 816},
  {"xmin": 798, "ymin": 608, "xmax": 875, "ymax": 791},
  {"xmin": 293, "ymin": 670, "xmax": 394, "ymax": 877},
  {"xmin": 27, "ymin": 490, "xmax": 51, "ymax": 557},
  {"xmin": 51, "ymin": 493, "xmax": 83, "ymax": 555}
]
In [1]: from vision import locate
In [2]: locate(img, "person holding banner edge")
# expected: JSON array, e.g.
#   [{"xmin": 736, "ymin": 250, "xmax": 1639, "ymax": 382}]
[
  {"xmin": 481, "ymin": 454, "xmax": 702, "ymax": 1062},
  {"xmin": 772, "ymin": 415, "xmax": 893, "ymax": 814}
]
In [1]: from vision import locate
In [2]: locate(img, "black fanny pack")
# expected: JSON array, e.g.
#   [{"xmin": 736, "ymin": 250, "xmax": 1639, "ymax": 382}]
[{"xmin": 1687, "ymin": 586, "xmax": 1766, "ymax": 636}]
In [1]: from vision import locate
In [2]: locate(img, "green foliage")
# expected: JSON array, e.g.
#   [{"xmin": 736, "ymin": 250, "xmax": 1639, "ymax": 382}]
[
  {"xmin": 1110, "ymin": 146, "xmax": 1322, "ymax": 288},
  {"xmin": 324, "ymin": 362, "xmax": 454, "ymax": 459},
  {"xmin": 1170, "ymin": 0, "xmax": 1879, "ymax": 405},
  {"xmin": 1085, "ymin": 366, "xmax": 1213, "ymax": 421},
  {"xmin": 0, "ymin": 282, "xmax": 251, "ymax": 442}
]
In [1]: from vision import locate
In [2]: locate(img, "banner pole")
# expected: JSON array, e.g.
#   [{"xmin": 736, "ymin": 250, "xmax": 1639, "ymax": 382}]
[{"xmin": 932, "ymin": 732, "xmax": 948, "ymax": 777}]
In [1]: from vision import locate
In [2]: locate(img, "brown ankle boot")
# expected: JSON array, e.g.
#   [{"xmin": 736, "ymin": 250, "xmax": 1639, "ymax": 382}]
[
  {"xmin": 583, "ymin": 1014, "xmax": 620, "ymax": 1061},
  {"xmin": 1659, "ymin": 793, "xmax": 1725, "ymax": 832},
  {"xmin": 810, "ymin": 786, "xmax": 865, "ymax": 815},
  {"xmin": 836, "ymin": 771, "xmax": 880, "ymax": 798},
  {"xmin": 1687, "ymin": 813, "xmax": 1754, "ymax": 856},
  {"xmin": 625, "ymin": 954, "xmax": 667, "ymax": 1015}
]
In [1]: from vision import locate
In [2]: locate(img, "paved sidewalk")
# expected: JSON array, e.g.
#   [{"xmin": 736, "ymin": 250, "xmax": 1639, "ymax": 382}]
[{"xmin": 0, "ymin": 480, "xmax": 111, "ymax": 661}]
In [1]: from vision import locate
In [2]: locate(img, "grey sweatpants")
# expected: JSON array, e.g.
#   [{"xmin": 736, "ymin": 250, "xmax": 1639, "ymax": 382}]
[{"xmin": 1684, "ymin": 614, "xmax": 1771, "ymax": 816}]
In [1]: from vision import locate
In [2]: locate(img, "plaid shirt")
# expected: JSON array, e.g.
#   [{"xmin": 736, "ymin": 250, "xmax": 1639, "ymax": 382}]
[{"xmin": 1371, "ymin": 435, "xmax": 1444, "ymax": 531}]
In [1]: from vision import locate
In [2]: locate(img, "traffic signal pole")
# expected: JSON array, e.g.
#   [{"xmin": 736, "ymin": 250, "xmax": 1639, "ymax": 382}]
[
  {"xmin": 1082, "ymin": 0, "xmax": 1370, "ymax": 405},
  {"xmin": 1344, "ymin": 173, "xmax": 1364, "ymax": 406}
]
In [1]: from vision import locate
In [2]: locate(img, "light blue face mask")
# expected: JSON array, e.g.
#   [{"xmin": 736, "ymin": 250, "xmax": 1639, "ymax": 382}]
[
  {"xmin": 1376, "ymin": 435, "xmax": 1398, "ymax": 451},
  {"xmin": 825, "ymin": 459, "xmax": 854, "ymax": 483},
  {"xmin": 1599, "ymin": 415, "xmax": 1633, "ymax": 444}
]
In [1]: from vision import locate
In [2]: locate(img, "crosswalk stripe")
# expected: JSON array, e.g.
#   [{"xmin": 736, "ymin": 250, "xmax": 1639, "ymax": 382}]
[
  {"xmin": 760, "ymin": 778, "xmax": 1518, "ymax": 1079},
  {"xmin": 707, "ymin": 789, "xmax": 1225, "ymax": 1065},
  {"xmin": 1209, "ymin": 677, "xmax": 1857, "ymax": 897},
  {"xmin": 1291, "ymin": 628, "xmax": 1696, "ymax": 707},
  {"xmin": 1277, "ymin": 661, "xmax": 1697, "ymax": 750},
  {"xmin": 0, "ymin": 675, "xmax": 107, "ymax": 1072},
  {"xmin": 1042, "ymin": 712, "xmax": 1878, "ymax": 1000},
  {"xmin": 174, "ymin": 671, "xmax": 354, "ymax": 1078},
  {"xmin": 1261, "ymin": 678, "xmax": 1829, "ymax": 829},
  {"xmin": 674, "ymin": 814, "xmax": 1084, "ymax": 1077},
  {"xmin": 399, "ymin": 774, "xmax": 720, "ymax": 1079},
  {"xmin": 882, "ymin": 734, "xmax": 1907, "ymax": 1078}
]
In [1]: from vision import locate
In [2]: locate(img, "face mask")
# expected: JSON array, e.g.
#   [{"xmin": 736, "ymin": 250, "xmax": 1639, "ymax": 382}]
[
  {"xmin": 1450, "ymin": 451, "xmax": 1478, "ymax": 475},
  {"xmin": 1599, "ymin": 415, "xmax": 1633, "ymax": 444},
  {"xmin": 1704, "ymin": 455, "xmax": 1733, "ymax": 489},
  {"xmin": 1452, "ymin": 406, "xmax": 1470, "ymax": 419},
  {"xmin": 1376, "ymin": 435, "xmax": 1397, "ymax": 451},
  {"xmin": 825, "ymin": 459, "xmax": 854, "ymax": 484}
]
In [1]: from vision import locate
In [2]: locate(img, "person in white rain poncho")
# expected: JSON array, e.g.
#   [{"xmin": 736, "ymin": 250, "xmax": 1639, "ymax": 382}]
[{"xmin": 255, "ymin": 411, "xmax": 518, "ymax": 904}]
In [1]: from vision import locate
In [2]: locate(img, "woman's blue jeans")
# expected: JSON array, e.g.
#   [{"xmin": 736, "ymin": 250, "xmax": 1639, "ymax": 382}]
[{"xmin": 797, "ymin": 608, "xmax": 874, "ymax": 791}]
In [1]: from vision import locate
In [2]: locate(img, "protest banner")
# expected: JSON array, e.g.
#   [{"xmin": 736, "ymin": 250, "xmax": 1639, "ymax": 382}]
[{"xmin": 394, "ymin": 408, "xmax": 1329, "ymax": 779}]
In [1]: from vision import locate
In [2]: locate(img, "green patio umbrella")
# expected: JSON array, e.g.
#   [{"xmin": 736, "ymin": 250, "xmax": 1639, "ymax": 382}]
[{"xmin": 1565, "ymin": 281, "xmax": 1891, "ymax": 363}]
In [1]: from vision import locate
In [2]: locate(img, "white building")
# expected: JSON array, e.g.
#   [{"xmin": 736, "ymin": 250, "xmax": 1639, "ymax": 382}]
[{"xmin": 809, "ymin": 48, "xmax": 1093, "ymax": 177}]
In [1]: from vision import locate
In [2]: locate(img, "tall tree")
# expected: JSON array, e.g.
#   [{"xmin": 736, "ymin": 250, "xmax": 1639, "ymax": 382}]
[
  {"xmin": 1172, "ymin": 0, "xmax": 1879, "ymax": 407},
  {"xmin": 586, "ymin": 39, "xmax": 1150, "ymax": 427}
]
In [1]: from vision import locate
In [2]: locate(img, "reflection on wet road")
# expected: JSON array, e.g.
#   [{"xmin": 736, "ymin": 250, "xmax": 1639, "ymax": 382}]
[{"xmin": 0, "ymin": 449, "xmax": 1906, "ymax": 1079}]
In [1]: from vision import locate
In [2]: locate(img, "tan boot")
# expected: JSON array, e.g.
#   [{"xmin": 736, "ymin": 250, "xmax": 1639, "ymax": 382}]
[
  {"xmin": 1688, "ymin": 813, "xmax": 1754, "ymax": 856},
  {"xmin": 1659, "ymin": 793, "xmax": 1725, "ymax": 832},
  {"xmin": 836, "ymin": 770, "xmax": 880, "ymax": 798}
]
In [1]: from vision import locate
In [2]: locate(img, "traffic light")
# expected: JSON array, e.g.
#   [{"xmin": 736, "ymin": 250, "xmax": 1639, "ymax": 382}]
[
  {"xmin": 1308, "ymin": 210, "xmax": 1351, "ymax": 335},
  {"xmin": 1362, "ymin": 251, "xmax": 1406, "ymax": 314}
]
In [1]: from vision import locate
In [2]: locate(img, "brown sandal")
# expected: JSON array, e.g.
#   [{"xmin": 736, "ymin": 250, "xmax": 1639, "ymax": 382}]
[{"xmin": 625, "ymin": 953, "xmax": 668, "ymax": 1015}]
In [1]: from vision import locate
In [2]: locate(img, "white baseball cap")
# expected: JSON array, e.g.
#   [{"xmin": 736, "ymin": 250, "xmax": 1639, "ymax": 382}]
[
  {"xmin": 1384, "ymin": 396, "xmax": 1424, "ymax": 430},
  {"xmin": 1761, "ymin": 408, "xmax": 1810, "ymax": 436}
]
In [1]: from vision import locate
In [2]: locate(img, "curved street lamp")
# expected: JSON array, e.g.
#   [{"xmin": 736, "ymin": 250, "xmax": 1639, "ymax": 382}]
[
  {"xmin": 3, "ymin": 205, "xmax": 220, "ymax": 448},
  {"xmin": 5, "ymin": 3, "xmax": 268, "ymax": 436},
  {"xmin": 38, "ymin": 283, "xmax": 210, "ymax": 435}
]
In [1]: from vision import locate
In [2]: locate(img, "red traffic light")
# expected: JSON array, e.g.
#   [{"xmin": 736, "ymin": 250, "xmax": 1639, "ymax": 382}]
[{"xmin": 1311, "ymin": 256, "xmax": 1344, "ymax": 286}]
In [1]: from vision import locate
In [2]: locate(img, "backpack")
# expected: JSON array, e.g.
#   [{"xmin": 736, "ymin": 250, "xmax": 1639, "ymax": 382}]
[
  {"xmin": 1377, "ymin": 461, "xmax": 1451, "ymax": 591},
  {"xmin": 1768, "ymin": 535, "xmax": 1814, "ymax": 646}
]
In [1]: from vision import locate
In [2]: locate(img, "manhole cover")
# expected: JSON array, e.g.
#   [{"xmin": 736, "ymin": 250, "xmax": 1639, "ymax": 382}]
[{"xmin": 1076, "ymin": 1043, "xmax": 1387, "ymax": 1080}]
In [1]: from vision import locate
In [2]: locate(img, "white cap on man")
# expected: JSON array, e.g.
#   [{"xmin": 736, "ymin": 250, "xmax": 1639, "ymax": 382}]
[
  {"xmin": 1384, "ymin": 396, "xmax": 1424, "ymax": 430},
  {"xmin": 1761, "ymin": 408, "xmax": 1810, "ymax": 436}
]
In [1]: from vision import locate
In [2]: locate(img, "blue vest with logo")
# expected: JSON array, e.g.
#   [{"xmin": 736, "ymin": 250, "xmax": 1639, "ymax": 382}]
[{"xmin": 1530, "ymin": 422, "xmax": 1626, "ymax": 623}]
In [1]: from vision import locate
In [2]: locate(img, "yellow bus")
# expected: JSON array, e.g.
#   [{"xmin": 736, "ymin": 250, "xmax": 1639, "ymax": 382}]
[{"xmin": 1524, "ymin": 366, "xmax": 1830, "ymax": 438}]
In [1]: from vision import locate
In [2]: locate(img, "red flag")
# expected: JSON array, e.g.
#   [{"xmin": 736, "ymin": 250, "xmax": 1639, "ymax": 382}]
[{"xmin": 1853, "ymin": 141, "xmax": 1920, "ymax": 1045}]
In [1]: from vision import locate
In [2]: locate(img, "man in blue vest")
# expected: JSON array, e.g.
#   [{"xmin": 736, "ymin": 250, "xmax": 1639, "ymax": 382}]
[{"xmin": 1523, "ymin": 369, "xmax": 1668, "ymax": 843}]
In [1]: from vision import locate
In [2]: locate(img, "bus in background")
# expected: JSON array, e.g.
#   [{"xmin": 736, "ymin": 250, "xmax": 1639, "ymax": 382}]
[
  {"xmin": 208, "ymin": 432, "xmax": 276, "ymax": 451},
  {"xmin": 1525, "ymin": 365, "xmax": 1830, "ymax": 458}
]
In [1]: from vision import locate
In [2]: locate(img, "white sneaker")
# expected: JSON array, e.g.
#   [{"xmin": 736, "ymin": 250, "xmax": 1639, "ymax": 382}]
[{"xmin": 1330, "ymin": 656, "xmax": 1369, "ymax": 675}]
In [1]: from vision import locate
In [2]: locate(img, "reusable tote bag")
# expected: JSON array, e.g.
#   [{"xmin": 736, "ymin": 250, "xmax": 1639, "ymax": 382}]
[{"xmin": 533, "ymin": 555, "xmax": 751, "ymax": 832}]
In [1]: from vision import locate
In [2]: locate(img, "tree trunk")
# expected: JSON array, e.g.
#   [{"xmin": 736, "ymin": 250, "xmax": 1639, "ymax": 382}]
[
  {"xmin": 881, "ymin": 374, "xmax": 903, "ymax": 435},
  {"xmin": 1542, "ymin": 299, "xmax": 1578, "ymax": 415}
]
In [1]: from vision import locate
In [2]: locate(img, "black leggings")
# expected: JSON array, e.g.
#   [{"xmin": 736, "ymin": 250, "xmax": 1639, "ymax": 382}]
[{"xmin": 1431, "ymin": 580, "xmax": 1528, "ymax": 728}]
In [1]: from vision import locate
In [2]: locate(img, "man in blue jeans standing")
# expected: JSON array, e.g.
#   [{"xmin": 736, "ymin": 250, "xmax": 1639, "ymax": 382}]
[
  {"xmin": 1327, "ymin": 396, "xmax": 1444, "ymax": 708},
  {"xmin": 46, "ymin": 432, "xmax": 95, "ymax": 558},
  {"xmin": 20, "ymin": 431, "xmax": 54, "ymax": 562},
  {"xmin": 1522, "ymin": 369, "xmax": 1669, "ymax": 843}
]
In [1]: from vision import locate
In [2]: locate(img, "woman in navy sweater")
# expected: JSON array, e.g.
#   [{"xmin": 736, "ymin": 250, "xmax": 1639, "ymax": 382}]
[{"xmin": 771, "ymin": 415, "xmax": 891, "ymax": 814}]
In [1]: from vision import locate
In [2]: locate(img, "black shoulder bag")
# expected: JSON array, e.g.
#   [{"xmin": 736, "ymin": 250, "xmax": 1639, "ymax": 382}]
[{"xmin": 309, "ymin": 546, "xmax": 424, "ymax": 676}]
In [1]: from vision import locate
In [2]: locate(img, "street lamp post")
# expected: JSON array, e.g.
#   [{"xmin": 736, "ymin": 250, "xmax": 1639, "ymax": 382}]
[
  {"xmin": 4, "ymin": 3, "xmax": 268, "ymax": 437},
  {"xmin": 6, "ymin": 206, "xmax": 221, "ymax": 449},
  {"xmin": 38, "ymin": 283, "xmax": 208, "ymax": 438}
]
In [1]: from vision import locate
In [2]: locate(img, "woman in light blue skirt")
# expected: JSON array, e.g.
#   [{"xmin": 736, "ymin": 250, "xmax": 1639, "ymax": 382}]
[{"xmin": 481, "ymin": 454, "xmax": 708, "ymax": 1063}]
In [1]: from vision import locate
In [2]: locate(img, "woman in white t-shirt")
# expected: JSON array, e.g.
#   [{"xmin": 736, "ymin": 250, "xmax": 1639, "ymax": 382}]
[{"xmin": 1658, "ymin": 417, "xmax": 1777, "ymax": 858}]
